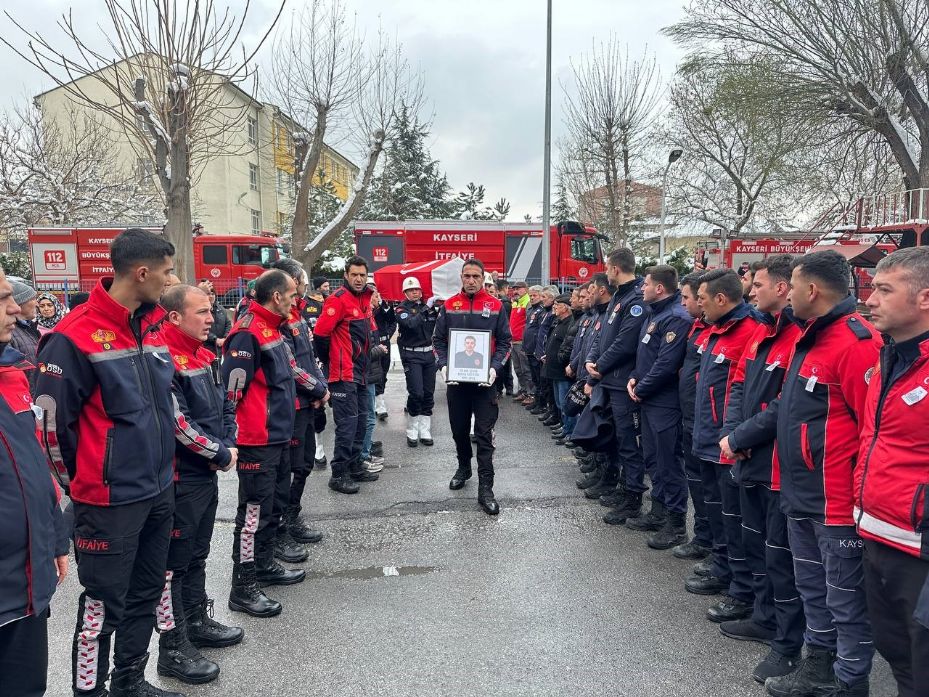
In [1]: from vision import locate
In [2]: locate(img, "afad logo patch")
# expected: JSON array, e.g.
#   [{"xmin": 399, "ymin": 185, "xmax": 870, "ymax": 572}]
[{"xmin": 91, "ymin": 329, "xmax": 116, "ymax": 350}]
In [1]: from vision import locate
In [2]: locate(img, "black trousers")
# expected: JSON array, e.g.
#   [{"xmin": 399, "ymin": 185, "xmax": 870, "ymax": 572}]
[
  {"xmin": 0, "ymin": 610, "xmax": 49, "ymax": 697},
  {"xmin": 683, "ymin": 430, "xmax": 712, "ymax": 548},
  {"xmin": 162, "ymin": 481, "xmax": 219, "ymax": 629},
  {"xmin": 705, "ymin": 463, "xmax": 752, "ymax": 602},
  {"xmin": 232, "ymin": 444, "xmax": 285, "ymax": 565},
  {"xmin": 374, "ymin": 351, "xmax": 390, "ymax": 396},
  {"xmin": 740, "ymin": 484, "xmax": 804, "ymax": 656},
  {"xmin": 400, "ymin": 349, "xmax": 437, "ymax": 416},
  {"xmin": 528, "ymin": 356, "xmax": 543, "ymax": 403},
  {"xmin": 288, "ymin": 407, "xmax": 315, "ymax": 515},
  {"xmin": 495, "ymin": 357, "xmax": 513, "ymax": 393},
  {"xmin": 72, "ymin": 486, "xmax": 174, "ymax": 695},
  {"xmin": 863, "ymin": 540, "xmax": 929, "ymax": 697},
  {"xmin": 606, "ymin": 388, "xmax": 646, "ymax": 494},
  {"xmin": 329, "ymin": 381, "xmax": 368, "ymax": 478},
  {"xmin": 447, "ymin": 383, "xmax": 499, "ymax": 485},
  {"xmin": 305, "ymin": 406, "xmax": 327, "ymax": 468},
  {"xmin": 640, "ymin": 405, "xmax": 686, "ymax": 513}
]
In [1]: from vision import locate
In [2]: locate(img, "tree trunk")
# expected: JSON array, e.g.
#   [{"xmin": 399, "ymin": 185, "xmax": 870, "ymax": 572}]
[
  {"xmin": 621, "ymin": 139, "xmax": 632, "ymax": 247},
  {"xmin": 291, "ymin": 105, "xmax": 329, "ymax": 267},
  {"xmin": 304, "ymin": 129, "xmax": 385, "ymax": 268}
]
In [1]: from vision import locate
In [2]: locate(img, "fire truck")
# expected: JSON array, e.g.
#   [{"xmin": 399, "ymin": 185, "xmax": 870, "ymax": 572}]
[
  {"xmin": 27, "ymin": 227, "xmax": 287, "ymax": 303},
  {"xmin": 353, "ymin": 220, "xmax": 606, "ymax": 284}
]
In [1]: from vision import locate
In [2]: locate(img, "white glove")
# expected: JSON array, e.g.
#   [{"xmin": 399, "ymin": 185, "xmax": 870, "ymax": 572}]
[
  {"xmin": 479, "ymin": 368, "xmax": 497, "ymax": 387},
  {"xmin": 441, "ymin": 366, "xmax": 458, "ymax": 385},
  {"xmin": 426, "ymin": 295, "xmax": 438, "ymax": 308}
]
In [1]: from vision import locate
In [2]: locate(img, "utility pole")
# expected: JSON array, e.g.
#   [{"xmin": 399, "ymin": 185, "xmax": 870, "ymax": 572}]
[
  {"xmin": 658, "ymin": 148, "xmax": 683, "ymax": 264},
  {"xmin": 540, "ymin": 0, "xmax": 552, "ymax": 285}
]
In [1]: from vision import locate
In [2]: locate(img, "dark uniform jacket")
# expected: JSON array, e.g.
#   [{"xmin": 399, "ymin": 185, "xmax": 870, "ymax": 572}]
[
  {"xmin": 396, "ymin": 299, "xmax": 438, "ymax": 349},
  {"xmin": 222, "ymin": 301, "xmax": 298, "ymax": 447},
  {"xmin": 283, "ymin": 300, "xmax": 328, "ymax": 410},
  {"xmin": 534, "ymin": 305, "xmax": 554, "ymax": 359},
  {"xmin": 302, "ymin": 294, "xmax": 325, "ymax": 329},
  {"xmin": 543, "ymin": 315, "xmax": 572, "ymax": 380},
  {"xmin": 522, "ymin": 302, "xmax": 545, "ymax": 357},
  {"xmin": 680, "ymin": 317, "xmax": 709, "ymax": 435},
  {"xmin": 723, "ymin": 309, "xmax": 801, "ymax": 488},
  {"xmin": 313, "ymin": 286, "xmax": 374, "ymax": 385},
  {"xmin": 0, "ymin": 345, "xmax": 68, "ymax": 627},
  {"xmin": 629, "ymin": 292, "xmax": 692, "ymax": 409},
  {"xmin": 586, "ymin": 278, "xmax": 648, "ymax": 390},
  {"xmin": 433, "ymin": 288, "xmax": 512, "ymax": 372},
  {"xmin": 205, "ymin": 302, "xmax": 231, "ymax": 356},
  {"xmin": 573, "ymin": 304, "xmax": 607, "ymax": 380},
  {"xmin": 34, "ymin": 278, "xmax": 175, "ymax": 506},
  {"xmin": 557, "ymin": 310, "xmax": 582, "ymax": 369},
  {"xmin": 160, "ymin": 321, "xmax": 237, "ymax": 483},
  {"xmin": 692, "ymin": 301, "xmax": 764, "ymax": 464},
  {"xmin": 374, "ymin": 303, "xmax": 397, "ymax": 345}
]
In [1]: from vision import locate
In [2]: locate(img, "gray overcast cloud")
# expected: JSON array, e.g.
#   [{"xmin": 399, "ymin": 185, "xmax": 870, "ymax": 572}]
[{"xmin": 0, "ymin": 0, "xmax": 686, "ymax": 219}]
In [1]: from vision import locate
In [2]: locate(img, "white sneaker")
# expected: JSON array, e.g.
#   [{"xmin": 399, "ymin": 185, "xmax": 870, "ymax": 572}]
[
  {"xmin": 364, "ymin": 459, "xmax": 384, "ymax": 473},
  {"xmin": 367, "ymin": 455, "xmax": 385, "ymax": 466}
]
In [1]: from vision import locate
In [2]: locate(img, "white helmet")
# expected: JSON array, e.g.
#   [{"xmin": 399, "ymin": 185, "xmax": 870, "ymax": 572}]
[{"xmin": 402, "ymin": 276, "xmax": 422, "ymax": 292}]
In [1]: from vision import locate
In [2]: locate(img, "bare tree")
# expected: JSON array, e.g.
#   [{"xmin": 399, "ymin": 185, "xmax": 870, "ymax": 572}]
[
  {"xmin": 301, "ymin": 34, "xmax": 423, "ymax": 267},
  {"xmin": 1, "ymin": 0, "xmax": 284, "ymax": 279},
  {"xmin": 265, "ymin": 0, "xmax": 369, "ymax": 267},
  {"xmin": 562, "ymin": 40, "xmax": 661, "ymax": 245},
  {"xmin": 661, "ymin": 61, "xmax": 815, "ymax": 235},
  {"xmin": 0, "ymin": 106, "xmax": 162, "ymax": 235},
  {"xmin": 665, "ymin": 0, "xmax": 929, "ymax": 193}
]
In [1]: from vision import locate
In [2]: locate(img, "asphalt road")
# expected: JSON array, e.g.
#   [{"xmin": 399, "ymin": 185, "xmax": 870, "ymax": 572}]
[{"xmin": 46, "ymin": 360, "xmax": 896, "ymax": 697}]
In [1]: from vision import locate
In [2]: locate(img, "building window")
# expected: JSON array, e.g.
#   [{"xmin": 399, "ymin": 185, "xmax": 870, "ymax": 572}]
[
  {"xmin": 249, "ymin": 163, "xmax": 259, "ymax": 191},
  {"xmin": 276, "ymin": 168, "xmax": 291, "ymax": 194},
  {"xmin": 138, "ymin": 158, "xmax": 154, "ymax": 185},
  {"xmin": 247, "ymin": 116, "xmax": 258, "ymax": 145},
  {"xmin": 251, "ymin": 209, "xmax": 261, "ymax": 234}
]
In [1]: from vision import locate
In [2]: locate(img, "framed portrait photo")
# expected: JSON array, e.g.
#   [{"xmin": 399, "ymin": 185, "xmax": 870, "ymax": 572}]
[{"xmin": 448, "ymin": 329, "xmax": 491, "ymax": 384}]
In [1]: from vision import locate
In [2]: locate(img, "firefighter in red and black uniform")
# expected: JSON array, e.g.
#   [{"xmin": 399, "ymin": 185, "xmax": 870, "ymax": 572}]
[
  {"xmin": 313, "ymin": 255, "xmax": 379, "ymax": 495},
  {"xmin": 671, "ymin": 272, "xmax": 712, "ymax": 560},
  {"xmin": 750, "ymin": 251, "xmax": 881, "ymax": 697},
  {"xmin": 433, "ymin": 258, "xmax": 512, "ymax": 516},
  {"xmin": 222, "ymin": 270, "xmax": 316, "ymax": 618},
  {"xmin": 0, "ymin": 267, "xmax": 69, "ymax": 697},
  {"xmin": 270, "ymin": 260, "xmax": 329, "ymax": 553},
  {"xmin": 718, "ymin": 255, "xmax": 805, "ymax": 684},
  {"xmin": 303, "ymin": 276, "xmax": 330, "ymax": 470},
  {"xmin": 33, "ymin": 229, "xmax": 182, "ymax": 697},
  {"xmin": 856, "ymin": 247, "xmax": 929, "ymax": 697},
  {"xmin": 154, "ymin": 285, "xmax": 243, "ymax": 686},
  {"xmin": 686, "ymin": 269, "xmax": 763, "ymax": 610}
]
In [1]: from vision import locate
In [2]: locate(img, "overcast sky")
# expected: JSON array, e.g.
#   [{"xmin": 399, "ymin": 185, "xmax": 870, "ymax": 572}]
[{"xmin": 0, "ymin": 0, "xmax": 687, "ymax": 219}]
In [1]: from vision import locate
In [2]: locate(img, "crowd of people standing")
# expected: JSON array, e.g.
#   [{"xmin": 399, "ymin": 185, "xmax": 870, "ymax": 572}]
[{"xmin": 0, "ymin": 226, "xmax": 927, "ymax": 697}]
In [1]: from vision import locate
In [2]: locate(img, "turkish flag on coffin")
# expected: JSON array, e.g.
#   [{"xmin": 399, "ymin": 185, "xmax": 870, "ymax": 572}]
[{"xmin": 373, "ymin": 258, "xmax": 465, "ymax": 302}]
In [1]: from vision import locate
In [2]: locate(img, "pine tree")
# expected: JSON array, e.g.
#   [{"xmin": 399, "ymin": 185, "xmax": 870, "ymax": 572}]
[
  {"xmin": 359, "ymin": 103, "xmax": 455, "ymax": 220},
  {"xmin": 551, "ymin": 177, "xmax": 576, "ymax": 223}
]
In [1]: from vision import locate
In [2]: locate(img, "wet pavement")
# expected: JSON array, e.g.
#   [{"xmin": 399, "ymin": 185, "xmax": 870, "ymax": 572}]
[{"xmin": 46, "ymin": 360, "xmax": 896, "ymax": 696}]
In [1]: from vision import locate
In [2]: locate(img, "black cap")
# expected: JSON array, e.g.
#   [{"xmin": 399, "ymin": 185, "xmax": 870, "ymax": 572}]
[
  {"xmin": 554, "ymin": 293, "xmax": 571, "ymax": 305},
  {"xmin": 312, "ymin": 276, "xmax": 328, "ymax": 289}
]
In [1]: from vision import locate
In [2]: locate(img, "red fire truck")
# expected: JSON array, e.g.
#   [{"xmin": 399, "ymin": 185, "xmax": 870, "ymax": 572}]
[
  {"xmin": 27, "ymin": 227, "xmax": 287, "ymax": 302},
  {"xmin": 353, "ymin": 220, "xmax": 606, "ymax": 283}
]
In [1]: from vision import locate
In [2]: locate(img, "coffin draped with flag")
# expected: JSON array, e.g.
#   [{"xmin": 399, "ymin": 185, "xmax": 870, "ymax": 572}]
[{"xmin": 373, "ymin": 258, "xmax": 465, "ymax": 302}]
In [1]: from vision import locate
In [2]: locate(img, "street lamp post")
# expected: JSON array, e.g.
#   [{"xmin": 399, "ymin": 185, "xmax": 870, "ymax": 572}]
[
  {"xmin": 658, "ymin": 148, "xmax": 683, "ymax": 264},
  {"xmin": 540, "ymin": 0, "xmax": 553, "ymax": 285}
]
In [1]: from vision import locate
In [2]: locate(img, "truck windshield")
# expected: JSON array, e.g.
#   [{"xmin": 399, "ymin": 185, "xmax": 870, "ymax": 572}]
[
  {"xmin": 570, "ymin": 237, "xmax": 599, "ymax": 264},
  {"xmin": 234, "ymin": 244, "xmax": 280, "ymax": 266}
]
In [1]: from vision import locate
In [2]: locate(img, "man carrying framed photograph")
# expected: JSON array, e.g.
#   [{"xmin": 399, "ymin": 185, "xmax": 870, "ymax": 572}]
[{"xmin": 433, "ymin": 259, "xmax": 512, "ymax": 515}]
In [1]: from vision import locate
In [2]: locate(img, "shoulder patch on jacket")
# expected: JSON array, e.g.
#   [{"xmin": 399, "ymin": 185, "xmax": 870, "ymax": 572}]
[
  {"xmin": 845, "ymin": 316, "xmax": 871, "ymax": 340},
  {"xmin": 239, "ymin": 314, "xmax": 254, "ymax": 328},
  {"xmin": 629, "ymin": 305, "xmax": 643, "ymax": 317}
]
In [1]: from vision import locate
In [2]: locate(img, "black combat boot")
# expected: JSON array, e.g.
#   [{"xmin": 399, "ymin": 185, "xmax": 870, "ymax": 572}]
[
  {"xmin": 707, "ymin": 595, "xmax": 754, "ymax": 623},
  {"xmin": 753, "ymin": 649, "xmax": 800, "ymax": 684},
  {"xmin": 583, "ymin": 464, "xmax": 619, "ymax": 499},
  {"xmin": 370, "ymin": 441, "xmax": 383, "ymax": 458},
  {"xmin": 672, "ymin": 538, "xmax": 711, "ymax": 560},
  {"xmin": 110, "ymin": 654, "xmax": 186, "ymax": 697},
  {"xmin": 328, "ymin": 473, "xmax": 360, "ymax": 494},
  {"xmin": 274, "ymin": 528, "xmax": 308, "ymax": 564},
  {"xmin": 285, "ymin": 507, "xmax": 324, "ymax": 544},
  {"xmin": 647, "ymin": 509, "xmax": 687, "ymax": 549},
  {"xmin": 578, "ymin": 457, "xmax": 598, "ymax": 474},
  {"xmin": 599, "ymin": 480, "xmax": 627, "ymax": 508},
  {"xmin": 626, "ymin": 499, "xmax": 668, "ymax": 531},
  {"xmin": 228, "ymin": 563, "xmax": 282, "ymax": 617},
  {"xmin": 603, "ymin": 492, "xmax": 642, "ymax": 525},
  {"xmin": 157, "ymin": 621, "xmax": 219, "ymax": 685},
  {"xmin": 185, "ymin": 599, "xmax": 243, "ymax": 649},
  {"xmin": 692, "ymin": 558, "xmax": 714, "ymax": 577},
  {"xmin": 576, "ymin": 464, "xmax": 602, "ymax": 489},
  {"xmin": 449, "ymin": 467, "xmax": 472, "ymax": 490},
  {"xmin": 256, "ymin": 555, "xmax": 306, "ymax": 586},
  {"xmin": 764, "ymin": 646, "xmax": 836, "ymax": 697},
  {"xmin": 478, "ymin": 482, "xmax": 500, "ymax": 515}
]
